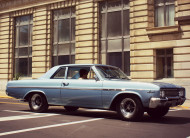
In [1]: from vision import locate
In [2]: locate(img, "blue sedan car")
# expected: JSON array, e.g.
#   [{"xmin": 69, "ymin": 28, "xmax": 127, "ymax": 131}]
[{"xmin": 6, "ymin": 64, "xmax": 186, "ymax": 121}]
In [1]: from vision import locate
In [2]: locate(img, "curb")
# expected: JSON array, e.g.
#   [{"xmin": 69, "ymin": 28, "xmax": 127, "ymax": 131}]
[{"xmin": 0, "ymin": 96, "xmax": 14, "ymax": 99}]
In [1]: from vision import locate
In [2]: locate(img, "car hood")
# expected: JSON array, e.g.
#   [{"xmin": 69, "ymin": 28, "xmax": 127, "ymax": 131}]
[
  {"xmin": 151, "ymin": 82, "xmax": 183, "ymax": 89},
  {"xmin": 103, "ymin": 80, "xmax": 183, "ymax": 91}
]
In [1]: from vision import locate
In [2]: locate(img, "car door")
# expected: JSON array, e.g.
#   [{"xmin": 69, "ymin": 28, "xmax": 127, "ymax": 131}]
[{"xmin": 60, "ymin": 66, "xmax": 103, "ymax": 108}]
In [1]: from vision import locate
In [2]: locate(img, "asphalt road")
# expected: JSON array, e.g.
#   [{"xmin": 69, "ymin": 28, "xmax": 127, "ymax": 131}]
[{"xmin": 0, "ymin": 98, "xmax": 190, "ymax": 138}]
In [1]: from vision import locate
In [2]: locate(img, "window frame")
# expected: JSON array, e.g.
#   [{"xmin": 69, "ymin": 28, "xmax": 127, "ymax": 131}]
[
  {"xmin": 100, "ymin": 0, "xmax": 130, "ymax": 76},
  {"xmin": 14, "ymin": 15, "xmax": 33, "ymax": 77},
  {"xmin": 52, "ymin": 7, "xmax": 76, "ymax": 66},
  {"xmin": 154, "ymin": 0, "xmax": 175, "ymax": 27},
  {"xmin": 156, "ymin": 48, "xmax": 174, "ymax": 79}
]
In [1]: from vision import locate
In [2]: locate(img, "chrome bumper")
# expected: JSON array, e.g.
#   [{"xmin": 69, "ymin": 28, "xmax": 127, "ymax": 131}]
[{"xmin": 149, "ymin": 97, "xmax": 186, "ymax": 108}]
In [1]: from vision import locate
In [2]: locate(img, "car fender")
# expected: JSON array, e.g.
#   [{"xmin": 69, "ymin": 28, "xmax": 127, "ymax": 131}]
[
  {"xmin": 23, "ymin": 90, "xmax": 47, "ymax": 101},
  {"xmin": 109, "ymin": 90, "xmax": 144, "ymax": 109}
]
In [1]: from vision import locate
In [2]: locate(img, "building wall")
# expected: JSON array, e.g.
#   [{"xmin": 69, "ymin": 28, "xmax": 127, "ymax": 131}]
[{"xmin": 0, "ymin": 0, "xmax": 190, "ymax": 99}]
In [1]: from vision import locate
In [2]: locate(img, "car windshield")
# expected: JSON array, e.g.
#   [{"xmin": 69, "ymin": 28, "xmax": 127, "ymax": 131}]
[{"xmin": 96, "ymin": 66, "xmax": 129, "ymax": 80}]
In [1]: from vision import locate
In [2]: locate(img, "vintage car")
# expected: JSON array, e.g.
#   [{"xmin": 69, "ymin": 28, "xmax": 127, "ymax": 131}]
[{"xmin": 6, "ymin": 64, "xmax": 186, "ymax": 121}]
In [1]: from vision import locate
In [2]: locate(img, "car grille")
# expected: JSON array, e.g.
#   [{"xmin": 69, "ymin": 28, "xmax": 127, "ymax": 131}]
[
  {"xmin": 164, "ymin": 90, "xmax": 179, "ymax": 97},
  {"xmin": 161, "ymin": 88, "xmax": 184, "ymax": 97}
]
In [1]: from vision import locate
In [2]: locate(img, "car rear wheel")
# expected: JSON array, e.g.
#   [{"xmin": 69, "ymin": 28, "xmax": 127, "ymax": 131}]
[
  {"xmin": 147, "ymin": 107, "xmax": 169, "ymax": 118},
  {"xmin": 29, "ymin": 93, "xmax": 48, "ymax": 112},
  {"xmin": 116, "ymin": 96, "xmax": 144, "ymax": 121},
  {"xmin": 64, "ymin": 106, "xmax": 79, "ymax": 112}
]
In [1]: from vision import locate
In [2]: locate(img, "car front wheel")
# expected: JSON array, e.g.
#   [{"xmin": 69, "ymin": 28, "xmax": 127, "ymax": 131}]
[
  {"xmin": 29, "ymin": 93, "xmax": 48, "ymax": 112},
  {"xmin": 116, "ymin": 96, "xmax": 144, "ymax": 121}
]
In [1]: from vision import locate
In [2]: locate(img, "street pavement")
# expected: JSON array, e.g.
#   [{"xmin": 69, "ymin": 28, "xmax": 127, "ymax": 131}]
[{"xmin": 0, "ymin": 97, "xmax": 190, "ymax": 138}]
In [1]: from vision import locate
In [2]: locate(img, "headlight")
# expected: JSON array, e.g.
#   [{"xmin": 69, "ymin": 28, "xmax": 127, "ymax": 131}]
[
  {"xmin": 179, "ymin": 90, "xmax": 184, "ymax": 97},
  {"xmin": 160, "ymin": 90, "xmax": 165, "ymax": 98}
]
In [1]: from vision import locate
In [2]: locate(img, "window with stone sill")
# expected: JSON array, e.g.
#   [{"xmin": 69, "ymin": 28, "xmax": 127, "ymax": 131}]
[
  {"xmin": 14, "ymin": 15, "xmax": 33, "ymax": 77},
  {"xmin": 100, "ymin": 0, "xmax": 130, "ymax": 76},
  {"xmin": 156, "ymin": 48, "xmax": 173, "ymax": 79},
  {"xmin": 52, "ymin": 7, "xmax": 75, "ymax": 66},
  {"xmin": 155, "ymin": 0, "xmax": 175, "ymax": 27}
]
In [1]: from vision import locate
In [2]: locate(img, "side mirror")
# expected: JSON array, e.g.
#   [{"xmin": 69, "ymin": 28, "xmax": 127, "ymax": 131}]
[{"xmin": 94, "ymin": 75, "xmax": 99, "ymax": 81}]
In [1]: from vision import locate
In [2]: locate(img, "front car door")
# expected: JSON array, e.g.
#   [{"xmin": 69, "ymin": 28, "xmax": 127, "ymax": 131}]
[{"xmin": 60, "ymin": 66, "xmax": 103, "ymax": 108}]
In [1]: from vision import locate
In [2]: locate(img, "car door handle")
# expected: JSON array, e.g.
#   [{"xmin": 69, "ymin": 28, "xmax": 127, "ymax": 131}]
[{"xmin": 63, "ymin": 83, "xmax": 69, "ymax": 86}]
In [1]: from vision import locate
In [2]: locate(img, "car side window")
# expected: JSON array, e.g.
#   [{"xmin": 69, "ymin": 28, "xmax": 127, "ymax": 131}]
[
  {"xmin": 67, "ymin": 67, "xmax": 96, "ymax": 80},
  {"xmin": 51, "ymin": 67, "xmax": 66, "ymax": 79}
]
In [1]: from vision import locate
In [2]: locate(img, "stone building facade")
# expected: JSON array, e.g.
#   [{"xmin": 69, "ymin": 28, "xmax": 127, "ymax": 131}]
[{"xmin": 0, "ymin": 0, "xmax": 190, "ymax": 100}]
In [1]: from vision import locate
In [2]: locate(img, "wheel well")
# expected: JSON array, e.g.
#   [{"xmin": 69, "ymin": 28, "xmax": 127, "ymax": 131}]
[
  {"xmin": 24, "ymin": 92, "xmax": 46, "ymax": 102},
  {"xmin": 109, "ymin": 93, "xmax": 142, "ymax": 111}
]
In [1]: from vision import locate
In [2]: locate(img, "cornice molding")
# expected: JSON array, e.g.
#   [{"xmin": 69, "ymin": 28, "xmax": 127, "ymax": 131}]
[{"xmin": 0, "ymin": 0, "xmax": 72, "ymax": 15}]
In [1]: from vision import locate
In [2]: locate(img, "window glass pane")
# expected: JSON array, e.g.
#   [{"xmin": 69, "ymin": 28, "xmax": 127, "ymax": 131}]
[
  {"xmin": 52, "ymin": 68, "xmax": 66, "ymax": 79},
  {"xmin": 71, "ymin": 55, "xmax": 75, "ymax": 64},
  {"xmin": 19, "ymin": 58, "xmax": 28, "ymax": 76},
  {"xmin": 101, "ymin": 13, "xmax": 106, "ymax": 38},
  {"xmin": 71, "ymin": 7, "xmax": 76, "ymax": 16},
  {"xmin": 166, "ymin": 48, "xmax": 173, "ymax": 55},
  {"xmin": 15, "ymin": 58, "xmax": 19, "ymax": 75},
  {"xmin": 124, "ymin": 51, "xmax": 130, "ymax": 76},
  {"xmin": 67, "ymin": 67, "xmax": 80, "ymax": 79},
  {"xmin": 124, "ymin": 38, "xmax": 130, "ymax": 51},
  {"xmin": 20, "ymin": 15, "xmax": 30, "ymax": 25},
  {"xmin": 28, "ymin": 57, "xmax": 32, "ymax": 77},
  {"xmin": 58, "ymin": 55, "xmax": 69, "ymax": 65},
  {"xmin": 71, "ymin": 18, "xmax": 75, "ymax": 41},
  {"xmin": 58, "ymin": 8, "xmax": 70, "ymax": 19},
  {"xmin": 52, "ymin": 56, "xmax": 58, "ymax": 66},
  {"xmin": 19, "ymin": 47, "xmax": 28, "ymax": 57},
  {"xmin": 71, "ymin": 43, "xmax": 75, "ymax": 55},
  {"xmin": 58, "ymin": 19, "xmax": 70, "ymax": 42},
  {"xmin": 54, "ymin": 20, "xmax": 58, "ymax": 43},
  {"xmin": 54, "ymin": 10, "xmax": 58, "ymax": 20},
  {"xmin": 155, "ymin": 0, "xmax": 164, "ymax": 5},
  {"xmin": 123, "ymin": 0, "xmax": 130, "ymax": 8},
  {"xmin": 166, "ymin": 0, "xmax": 174, "ymax": 3},
  {"xmin": 107, "ymin": 1, "xmax": 121, "ymax": 10},
  {"xmin": 100, "ymin": 2, "xmax": 106, "ymax": 12},
  {"xmin": 107, "ymin": 11, "xmax": 121, "ymax": 37},
  {"xmin": 156, "ymin": 56, "xmax": 165, "ymax": 78},
  {"xmin": 155, "ymin": 6, "xmax": 164, "ymax": 27},
  {"xmin": 156, "ymin": 49, "xmax": 165, "ymax": 56},
  {"xmin": 30, "ymin": 25, "xmax": 32, "ymax": 45},
  {"xmin": 167, "ymin": 56, "xmax": 173, "ymax": 78},
  {"xmin": 108, "ymin": 52, "xmax": 122, "ymax": 69},
  {"xmin": 29, "ymin": 47, "xmax": 32, "ymax": 57},
  {"xmin": 58, "ymin": 44, "xmax": 70, "ymax": 55},
  {"xmin": 19, "ymin": 25, "xmax": 29, "ymax": 46},
  {"xmin": 123, "ymin": 9, "xmax": 130, "ymax": 36},
  {"xmin": 108, "ymin": 39, "xmax": 122, "ymax": 52},
  {"xmin": 167, "ymin": 5, "xmax": 175, "ymax": 26}
]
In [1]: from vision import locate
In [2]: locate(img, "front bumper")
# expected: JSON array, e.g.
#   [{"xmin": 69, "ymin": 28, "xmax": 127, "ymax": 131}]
[{"xmin": 149, "ymin": 97, "xmax": 186, "ymax": 108}]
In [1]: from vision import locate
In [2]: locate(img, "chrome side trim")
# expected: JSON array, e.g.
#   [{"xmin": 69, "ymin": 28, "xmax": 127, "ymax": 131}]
[{"xmin": 7, "ymin": 86, "xmax": 156, "ymax": 92}]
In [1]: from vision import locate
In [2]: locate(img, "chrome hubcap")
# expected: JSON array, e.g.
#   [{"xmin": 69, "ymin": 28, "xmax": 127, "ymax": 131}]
[
  {"xmin": 31, "ymin": 95, "xmax": 42, "ymax": 110},
  {"xmin": 120, "ymin": 98, "xmax": 136, "ymax": 118}
]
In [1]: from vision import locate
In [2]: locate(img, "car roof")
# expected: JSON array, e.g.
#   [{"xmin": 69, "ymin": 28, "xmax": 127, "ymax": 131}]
[
  {"xmin": 54, "ymin": 64, "xmax": 116, "ymax": 68},
  {"xmin": 40, "ymin": 64, "xmax": 118, "ymax": 79}
]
